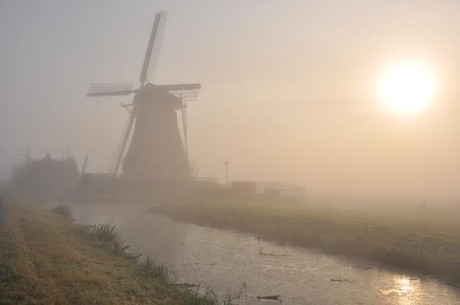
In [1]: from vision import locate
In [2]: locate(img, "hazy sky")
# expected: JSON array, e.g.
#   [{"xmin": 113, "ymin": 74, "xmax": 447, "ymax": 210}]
[{"xmin": 1, "ymin": 0, "xmax": 460, "ymax": 200}]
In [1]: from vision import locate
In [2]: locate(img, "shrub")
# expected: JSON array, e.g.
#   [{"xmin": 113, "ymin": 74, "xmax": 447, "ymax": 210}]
[{"xmin": 52, "ymin": 204, "xmax": 73, "ymax": 219}]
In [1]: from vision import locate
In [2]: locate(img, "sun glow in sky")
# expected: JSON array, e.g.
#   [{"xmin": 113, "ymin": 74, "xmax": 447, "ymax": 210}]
[
  {"xmin": 2, "ymin": 1, "xmax": 460, "ymax": 199},
  {"xmin": 378, "ymin": 61, "xmax": 438, "ymax": 115}
]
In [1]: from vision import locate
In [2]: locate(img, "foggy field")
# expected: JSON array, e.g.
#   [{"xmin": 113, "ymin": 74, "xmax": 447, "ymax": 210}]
[
  {"xmin": 153, "ymin": 199, "xmax": 460, "ymax": 284},
  {"xmin": 0, "ymin": 198, "xmax": 221, "ymax": 305},
  {"xmin": 3, "ymin": 2, "xmax": 460, "ymax": 304}
]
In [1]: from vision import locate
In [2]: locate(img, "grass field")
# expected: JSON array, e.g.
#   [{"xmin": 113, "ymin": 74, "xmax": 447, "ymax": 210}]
[
  {"xmin": 152, "ymin": 198, "xmax": 460, "ymax": 284},
  {"xmin": 0, "ymin": 197, "xmax": 223, "ymax": 305}
]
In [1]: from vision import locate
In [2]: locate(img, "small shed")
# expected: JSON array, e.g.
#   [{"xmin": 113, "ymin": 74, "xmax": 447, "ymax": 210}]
[{"xmin": 231, "ymin": 181, "xmax": 257, "ymax": 198}]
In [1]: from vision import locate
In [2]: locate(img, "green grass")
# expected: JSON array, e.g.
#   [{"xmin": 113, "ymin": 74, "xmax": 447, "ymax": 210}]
[
  {"xmin": 0, "ymin": 198, "xmax": 225, "ymax": 305},
  {"xmin": 152, "ymin": 198, "xmax": 460, "ymax": 283}
]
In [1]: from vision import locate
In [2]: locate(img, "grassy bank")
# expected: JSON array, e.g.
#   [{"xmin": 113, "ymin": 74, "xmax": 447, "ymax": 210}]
[
  {"xmin": 0, "ymin": 197, "xmax": 221, "ymax": 305},
  {"xmin": 153, "ymin": 199, "xmax": 460, "ymax": 283}
]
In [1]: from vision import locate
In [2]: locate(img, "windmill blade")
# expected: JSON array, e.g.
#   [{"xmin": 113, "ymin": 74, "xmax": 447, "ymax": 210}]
[
  {"xmin": 169, "ymin": 90, "xmax": 201, "ymax": 103},
  {"xmin": 161, "ymin": 83, "xmax": 201, "ymax": 102},
  {"xmin": 139, "ymin": 11, "xmax": 167, "ymax": 85},
  {"xmin": 111, "ymin": 97, "xmax": 139, "ymax": 176},
  {"xmin": 157, "ymin": 83, "xmax": 201, "ymax": 91},
  {"xmin": 181, "ymin": 104, "xmax": 189, "ymax": 161},
  {"xmin": 87, "ymin": 83, "xmax": 136, "ymax": 97},
  {"xmin": 108, "ymin": 112, "xmax": 132, "ymax": 174}
]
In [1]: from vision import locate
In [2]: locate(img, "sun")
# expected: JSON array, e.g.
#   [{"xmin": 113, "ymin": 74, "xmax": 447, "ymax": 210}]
[{"xmin": 377, "ymin": 61, "xmax": 437, "ymax": 114}]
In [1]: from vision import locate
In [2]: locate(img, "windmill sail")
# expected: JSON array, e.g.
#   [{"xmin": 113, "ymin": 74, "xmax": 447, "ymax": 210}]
[
  {"xmin": 139, "ymin": 11, "xmax": 167, "ymax": 85},
  {"xmin": 157, "ymin": 83, "xmax": 201, "ymax": 91},
  {"xmin": 157, "ymin": 83, "xmax": 201, "ymax": 102},
  {"xmin": 156, "ymin": 83, "xmax": 201, "ymax": 102},
  {"xmin": 87, "ymin": 83, "xmax": 135, "ymax": 97}
]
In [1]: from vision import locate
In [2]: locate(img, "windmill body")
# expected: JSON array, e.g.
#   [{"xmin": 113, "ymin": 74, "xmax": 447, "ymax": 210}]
[
  {"xmin": 122, "ymin": 84, "xmax": 190, "ymax": 178},
  {"xmin": 87, "ymin": 11, "xmax": 200, "ymax": 181}
]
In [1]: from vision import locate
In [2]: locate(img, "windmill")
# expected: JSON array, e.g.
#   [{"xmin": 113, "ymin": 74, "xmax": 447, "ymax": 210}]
[{"xmin": 87, "ymin": 11, "xmax": 200, "ymax": 179}]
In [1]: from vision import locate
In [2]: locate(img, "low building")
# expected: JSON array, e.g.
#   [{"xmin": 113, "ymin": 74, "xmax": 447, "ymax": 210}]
[{"xmin": 231, "ymin": 181, "xmax": 257, "ymax": 198}]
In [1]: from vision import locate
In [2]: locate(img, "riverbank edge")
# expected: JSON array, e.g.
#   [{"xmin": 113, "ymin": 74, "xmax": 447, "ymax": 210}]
[
  {"xmin": 0, "ymin": 197, "xmax": 220, "ymax": 305},
  {"xmin": 151, "ymin": 199, "xmax": 460, "ymax": 286}
]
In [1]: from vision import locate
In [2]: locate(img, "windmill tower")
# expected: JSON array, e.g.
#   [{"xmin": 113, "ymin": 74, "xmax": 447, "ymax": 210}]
[{"xmin": 87, "ymin": 11, "xmax": 200, "ymax": 180}]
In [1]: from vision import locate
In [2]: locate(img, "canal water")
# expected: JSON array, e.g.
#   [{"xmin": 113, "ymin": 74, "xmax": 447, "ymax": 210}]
[{"xmin": 73, "ymin": 203, "xmax": 460, "ymax": 305}]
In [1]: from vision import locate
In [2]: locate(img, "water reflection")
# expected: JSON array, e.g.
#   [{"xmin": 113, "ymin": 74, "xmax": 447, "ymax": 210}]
[
  {"xmin": 74, "ymin": 203, "xmax": 460, "ymax": 305},
  {"xmin": 379, "ymin": 276, "xmax": 423, "ymax": 305},
  {"xmin": 74, "ymin": 203, "xmax": 188, "ymax": 264},
  {"xmin": 396, "ymin": 277, "xmax": 418, "ymax": 305}
]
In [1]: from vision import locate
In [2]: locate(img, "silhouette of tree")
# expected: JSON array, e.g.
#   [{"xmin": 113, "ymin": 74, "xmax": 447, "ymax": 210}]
[{"xmin": 11, "ymin": 154, "xmax": 79, "ymax": 200}]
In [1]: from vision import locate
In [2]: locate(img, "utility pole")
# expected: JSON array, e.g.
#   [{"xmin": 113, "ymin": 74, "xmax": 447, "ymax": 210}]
[
  {"xmin": 223, "ymin": 159, "xmax": 229, "ymax": 188},
  {"xmin": 24, "ymin": 145, "xmax": 31, "ymax": 165},
  {"xmin": 81, "ymin": 155, "xmax": 88, "ymax": 174}
]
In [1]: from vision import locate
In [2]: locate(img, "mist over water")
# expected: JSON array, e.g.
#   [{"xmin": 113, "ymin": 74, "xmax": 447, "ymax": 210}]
[{"xmin": 74, "ymin": 202, "xmax": 460, "ymax": 305}]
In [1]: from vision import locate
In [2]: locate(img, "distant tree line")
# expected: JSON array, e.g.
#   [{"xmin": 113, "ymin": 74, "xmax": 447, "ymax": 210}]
[{"xmin": 11, "ymin": 153, "xmax": 79, "ymax": 201}]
